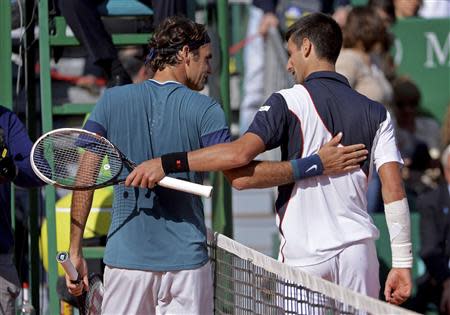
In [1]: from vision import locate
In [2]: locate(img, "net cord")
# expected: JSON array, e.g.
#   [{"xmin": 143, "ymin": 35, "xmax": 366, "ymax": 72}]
[{"xmin": 207, "ymin": 230, "xmax": 418, "ymax": 315}]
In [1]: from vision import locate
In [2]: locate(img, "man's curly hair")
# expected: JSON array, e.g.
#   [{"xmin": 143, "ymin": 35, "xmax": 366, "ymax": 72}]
[{"xmin": 147, "ymin": 16, "xmax": 208, "ymax": 73}]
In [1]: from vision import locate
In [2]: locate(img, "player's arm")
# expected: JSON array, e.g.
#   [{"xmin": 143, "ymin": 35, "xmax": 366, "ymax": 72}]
[
  {"xmin": 378, "ymin": 162, "xmax": 413, "ymax": 305},
  {"xmin": 67, "ymin": 151, "xmax": 102, "ymax": 296},
  {"xmin": 67, "ymin": 96, "xmax": 109, "ymax": 295},
  {"xmin": 373, "ymin": 109, "xmax": 413, "ymax": 305},
  {"xmin": 67, "ymin": 190, "xmax": 92, "ymax": 295},
  {"xmin": 187, "ymin": 132, "xmax": 265, "ymax": 171},
  {"xmin": 125, "ymin": 132, "xmax": 263, "ymax": 188},
  {"xmin": 125, "ymin": 132, "xmax": 367, "ymax": 189},
  {"xmin": 225, "ymin": 132, "xmax": 367, "ymax": 189}
]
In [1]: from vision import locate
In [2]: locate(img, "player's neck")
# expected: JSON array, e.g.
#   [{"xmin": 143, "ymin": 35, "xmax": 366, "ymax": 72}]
[
  {"xmin": 304, "ymin": 60, "xmax": 335, "ymax": 78},
  {"xmin": 153, "ymin": 65, "xmax": 187, "ymax": 85}
]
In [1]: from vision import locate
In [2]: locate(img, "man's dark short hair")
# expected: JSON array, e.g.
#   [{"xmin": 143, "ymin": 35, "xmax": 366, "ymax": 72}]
[
  {"xmin": 285, "ymin": 13, "xmax": 342, "ymax": 64},
  {"xmin": 147, "ymin": 16, "xmax": 210, "ymax": 72}
]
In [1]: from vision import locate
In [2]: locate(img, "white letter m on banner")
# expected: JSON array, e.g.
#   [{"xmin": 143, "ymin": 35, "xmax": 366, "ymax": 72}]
[{"xmin": 424, "ymin": 32, "xmax": 450, "ymax": 68}]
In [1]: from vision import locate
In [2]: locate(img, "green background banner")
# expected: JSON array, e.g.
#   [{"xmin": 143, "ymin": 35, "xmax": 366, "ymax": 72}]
[{"xmin": 392, "ymin": 18, "xmax": 450, "ymax": 122}]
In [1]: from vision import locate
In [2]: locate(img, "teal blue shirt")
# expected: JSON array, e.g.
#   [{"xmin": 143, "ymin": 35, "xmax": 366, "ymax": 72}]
[{"xmin": 84, "ymin": 80, "xmax": 230, "ymax": 271}]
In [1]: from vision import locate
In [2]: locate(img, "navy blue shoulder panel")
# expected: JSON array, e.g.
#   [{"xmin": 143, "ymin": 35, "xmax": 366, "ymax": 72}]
[
  {"xmin": 304, "ymin": 76, "xmax": 387, "ymax": 175},
  {"xmin": 247, "ymin": 93, "xmax": 303, "ymax": 161}
]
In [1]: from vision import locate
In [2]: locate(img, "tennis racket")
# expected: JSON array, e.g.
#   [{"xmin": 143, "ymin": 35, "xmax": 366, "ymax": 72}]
[
  {"xmin": 30, "ymin": 128, "xmax": 213, "ymax": 197},
  {"xmin": 57, "ymin": 252, "xmax": 104, "ymax": 315}
]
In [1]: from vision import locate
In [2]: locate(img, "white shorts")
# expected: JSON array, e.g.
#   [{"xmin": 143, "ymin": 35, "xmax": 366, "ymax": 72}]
[
  {"xmin": 101, "ymin": 261, "xmax": 213, "ymax": 315},
  {"xmin": 297, "ymin": 239, "xmax": 380, "ymax": 297},
  {"xmin": 282, "ymin": 240, "xmax": 380, "ymax": 314}
]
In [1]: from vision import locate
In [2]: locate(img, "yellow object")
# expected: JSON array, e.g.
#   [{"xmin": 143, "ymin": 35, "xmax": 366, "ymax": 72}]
[
  {"xmin": 40, "ymin": 187, "xmax": 113, "ymax": 276},
  {"xmin": 1, "ymin": 148, "xmax": 7, "ymax": 158},
  {"xmin": 229, "ymin": 57, "xmax": 237, "ymax": 75},
  {"xmin": 60, "ymin": 300, "xmax": 73, "ymax": 315}
]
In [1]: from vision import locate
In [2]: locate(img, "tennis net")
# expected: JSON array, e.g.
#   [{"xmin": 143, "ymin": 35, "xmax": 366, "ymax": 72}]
[{"xmin": 208, "ymin": 232, "xmax": 418, "ymax": 315}]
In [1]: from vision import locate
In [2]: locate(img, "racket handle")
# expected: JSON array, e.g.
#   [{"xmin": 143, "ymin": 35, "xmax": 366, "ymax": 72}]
[
  {"xmin": 158, "ymin": 177, "xmax": 213, "ymax": 198},
  {"xmin": 56, "ymin": 252, "xmax": 79, "ymax": 282}
]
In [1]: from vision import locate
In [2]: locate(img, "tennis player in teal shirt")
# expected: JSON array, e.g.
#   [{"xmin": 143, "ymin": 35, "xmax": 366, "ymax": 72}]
[{"xmin": 66, "ymin": 16, "xmax": 229, "ymax": 314}]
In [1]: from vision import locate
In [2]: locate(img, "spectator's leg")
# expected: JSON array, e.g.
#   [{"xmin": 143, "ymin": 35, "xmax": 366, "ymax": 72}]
[
  {"xmin": 57, "ymin": 0, "xmax": 115, "ymax": 66},
  {"xmin": 149, "ymin": 0, "xmax": 187, "ymax": 28},
  {"xmin": 57, "ymin": 0, "xmax": 132, "ymax": 87},
  {"xmin": 76, "ymin": 55, "xmax": 105, "ymax": 95}
]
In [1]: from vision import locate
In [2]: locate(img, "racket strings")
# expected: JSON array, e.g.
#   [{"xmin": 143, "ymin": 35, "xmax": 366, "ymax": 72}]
[{"xmin": 33, "ymin": 131, "xmax": 123, "ymax": 188}]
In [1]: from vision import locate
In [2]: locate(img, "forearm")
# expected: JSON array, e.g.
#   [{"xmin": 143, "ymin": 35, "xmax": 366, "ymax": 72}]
[
  {"xmin": 225, "ymin": 160, "xmax": 294, "ymax": 190},
  {"xmin": 186, "ymin": 133, "xmax": 265, "ymax": 172},
  {"xmin": 70, "ymin": 190, "xmax": 94, "ymax": 257},
  {"xmin": 188, "ymin": 143, "xmax": 252, "ymax": 172},
  {"xmin": 379, "ymin": 162, "xmax": 406, "ymax": 202},
  {"xmin": 379, "ymin": 162, "xmax": 412, "ymax": 268},
  {"xmin": 69, "ymin": 150, "xmax": 102, "ymax": 256}
]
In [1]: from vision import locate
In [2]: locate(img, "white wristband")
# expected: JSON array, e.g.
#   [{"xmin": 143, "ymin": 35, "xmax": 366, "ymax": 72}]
[{"xmin": 384, "ymin": 198, "xmax": 413, "ymax": 268}]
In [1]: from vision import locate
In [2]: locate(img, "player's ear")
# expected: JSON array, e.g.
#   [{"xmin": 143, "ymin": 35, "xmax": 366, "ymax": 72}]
[
  {"xmin": 180, "ymin": 45, "xmax": 190, "ymax": 64},
  {"xmin": 302, "ymin": 38, "xmax": 312, "ymax": 58}
]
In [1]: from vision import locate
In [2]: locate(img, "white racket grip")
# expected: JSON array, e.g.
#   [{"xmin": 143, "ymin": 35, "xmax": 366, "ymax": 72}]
[
  {"xmin": 158, "ymin": 176, "xmax": 213, "ymax": 198},
  {"xmin": 56, "ymin": 252, "xmax": 79, "ymax": 281}
]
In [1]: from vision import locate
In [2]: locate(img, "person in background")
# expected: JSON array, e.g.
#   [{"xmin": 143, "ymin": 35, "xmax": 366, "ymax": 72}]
[
  {"xmin": 369, "ymin": 0, "xmax": 397, "ymax": 26},
  {"xmin": 392, "ymin": 77, "xmax": 441, "ymax": 166},
  {"xmin": 56, "ymin": 0, "xmax": 187, "ymax": 87},
  {"xmin": 367, "ymin": 0, "xmax": 397, "ymax": 81},
  {"xmin": 238, "ymin": 0, "xmax": 275, "ymax": 135},
  {"xmin": 410, "ymin": 145, "xmax": 450, "ymax": 314},
  {"xmin": 441, "ymin": 104, "xmax": 450, "ymax": 149},
  {"xmin": 419, "ymin": 0, "xmax": 450, "ymax": 18},
  {"xmin": 336, "ymin": 6, "xmax": 393, "ymax": 107},
  {"xmin": 393, "ymin": 0, "xmax": 422, "ymax": 19},
  {"xmin": 0, "ymin": 106, "xmax": 44, "ymax": 315}
]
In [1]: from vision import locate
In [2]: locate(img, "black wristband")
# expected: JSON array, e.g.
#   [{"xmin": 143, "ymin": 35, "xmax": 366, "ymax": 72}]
[{"xmin": 161, "ymin": 152, "xmax": 190, "ymax": 174}]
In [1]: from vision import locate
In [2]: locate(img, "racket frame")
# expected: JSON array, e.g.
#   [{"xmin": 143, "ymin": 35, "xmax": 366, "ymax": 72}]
[{"xmin": 30, "ymin": 128, "xmax": 126, "ymax": 190}]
